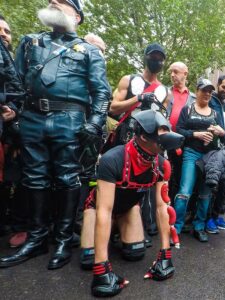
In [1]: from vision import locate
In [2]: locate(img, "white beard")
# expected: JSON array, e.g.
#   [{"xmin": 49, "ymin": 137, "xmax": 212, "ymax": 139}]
[{"xmin": 37, "ymin": 7, "xmax": 76, "ymax": 32}]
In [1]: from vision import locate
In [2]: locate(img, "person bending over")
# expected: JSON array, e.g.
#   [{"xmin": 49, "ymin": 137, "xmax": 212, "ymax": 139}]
[{"xmin": 81, "ymin": 110, "xmax": 184, "ymax": 297}]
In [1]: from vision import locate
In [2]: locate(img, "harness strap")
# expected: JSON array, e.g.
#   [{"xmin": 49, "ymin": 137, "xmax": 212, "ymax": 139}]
[
  {"xmin": 116, "ymin": 142, "xmax": 159, "ymax": 189},
  {"xmin": 117, "ymin": 82, "xmax": 161, "ymax": 126}
]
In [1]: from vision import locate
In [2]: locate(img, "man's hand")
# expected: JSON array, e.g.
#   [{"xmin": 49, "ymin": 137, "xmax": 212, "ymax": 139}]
[
  {"xmin": 78, "ymin": 123, "xmax": 103, "ymax": 170},
  {"xmin": 1, "ymin": 106, "xmax": 16, "ymax": 122},
  {"xmin": 137, "ymin": 92, "xmax": 155, "ymax": 109},
  {"xmin": 91, "ymin": 261, "xmax": 129, "ymax": 297},
  {"xmin": 79, "ymin": 123, "xmax": 102, "ymax": 143}
]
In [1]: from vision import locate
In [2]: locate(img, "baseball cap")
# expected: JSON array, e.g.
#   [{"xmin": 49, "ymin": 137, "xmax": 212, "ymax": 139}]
[
  {"xmin": 144, "ymin": 43, "xmax": 166, "ymax": 59},
  {"xmin": 197, "ymin": 78, "xmax": 215, "ymax": 91}
]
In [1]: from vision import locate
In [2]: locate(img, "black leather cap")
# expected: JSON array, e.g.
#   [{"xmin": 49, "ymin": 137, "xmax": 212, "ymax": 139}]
[
  {"xmin": 66, "ymin": 0, "xmax": 84, "ymax": 24},
  {"xmin": 132, "ymin": 110, "xmax": 170, "ymax": 134}
]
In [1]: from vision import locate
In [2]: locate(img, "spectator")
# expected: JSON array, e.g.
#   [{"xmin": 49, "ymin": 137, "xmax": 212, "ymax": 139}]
[
  {"xmin": 167, "ymin": 62, "xmax": 196, "ymax": 234},
  {"xmin": 174, "ymin": 78, "xmax": 225, "ymax": 242},
  {"xmin": 84, "ymin": 33, "xmax": 106, "ymax": 54},
  {"xmin": 167, "ymin": 62, "xmax": 196, "ymax": 202},
  {"xmin": 206, "ymin": 74, "xmax": 225, "ymax": 233},
  {"xmin": 0, "ymin": 15, "xmax": 25, "ymax": 238}
]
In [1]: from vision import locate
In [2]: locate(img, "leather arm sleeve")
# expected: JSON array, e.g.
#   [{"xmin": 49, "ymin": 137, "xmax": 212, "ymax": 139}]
[
  {"xmin": 87, "ymin": 48, "xmax": 111, "ymax": 127},
  {"xmin": 15, "ymin": 37, "xmax": 29, "ymax": 84},
  {"xmin": 0, "ymin": 38, "xmax": 25, "ymax": 111}
]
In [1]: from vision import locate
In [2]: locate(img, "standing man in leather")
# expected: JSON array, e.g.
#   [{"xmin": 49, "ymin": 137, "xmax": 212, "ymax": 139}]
[{"xmin": 0, "ymin": 0, "xmax": 110, "ymax": 270}]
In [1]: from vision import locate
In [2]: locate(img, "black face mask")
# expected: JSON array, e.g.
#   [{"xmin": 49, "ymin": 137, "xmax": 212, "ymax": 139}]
[{"xmin": 146, "ymin": 59, "xmax": 164, "ymax": 73}]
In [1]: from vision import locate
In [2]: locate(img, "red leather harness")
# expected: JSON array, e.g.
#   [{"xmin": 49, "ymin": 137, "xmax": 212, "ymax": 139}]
[{"xmin": 116, "ymin": 142, "xmax": 159, "ymax": 189}]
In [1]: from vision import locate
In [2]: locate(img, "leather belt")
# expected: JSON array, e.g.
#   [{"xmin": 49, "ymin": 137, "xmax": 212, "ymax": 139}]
[{"xmin": 25, "ymin": 98, "xmax": 86, "ymax": 113}]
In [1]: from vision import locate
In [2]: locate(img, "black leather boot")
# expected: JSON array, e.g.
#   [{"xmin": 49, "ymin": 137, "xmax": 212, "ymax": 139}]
[
  {"xmin": 144, "ymin": 248, "xmax": 175, "ymax": 280},
  {"xmin": 48, "ymin": 188, "xmax": 80, "ymax": 270},
  {"xmin": 0, "ymin": 189, "xmax": 50, "ymax": 268}
]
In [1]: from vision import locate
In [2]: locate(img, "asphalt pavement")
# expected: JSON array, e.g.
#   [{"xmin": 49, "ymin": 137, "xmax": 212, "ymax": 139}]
[{"xmin": 0, "ymin": 230, "xmax": 225, "ymax": 300}]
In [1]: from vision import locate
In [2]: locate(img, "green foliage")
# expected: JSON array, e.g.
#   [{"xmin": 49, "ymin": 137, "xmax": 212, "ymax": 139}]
[
  {"xmin": 1, "ymin": 0, "xmax": 46, "ymax": 45},
  {"xmin": 1, "ymin": 0, "xmax": 225, "ymax": 90},
  {"xmin": 84, "ymin": 0, "xmax": 225, "ymax": 90}
]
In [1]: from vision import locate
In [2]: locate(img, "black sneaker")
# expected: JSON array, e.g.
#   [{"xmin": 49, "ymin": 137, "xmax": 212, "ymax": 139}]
[{"xmin": 193, "ymin": 230, "xmax": 208, "ymax": 242}]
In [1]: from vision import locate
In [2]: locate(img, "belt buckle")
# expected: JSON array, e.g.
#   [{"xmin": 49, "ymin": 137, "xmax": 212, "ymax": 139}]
[{"xmin": 39, "ymin": 98, "xmax": 50, "ymax": 112}]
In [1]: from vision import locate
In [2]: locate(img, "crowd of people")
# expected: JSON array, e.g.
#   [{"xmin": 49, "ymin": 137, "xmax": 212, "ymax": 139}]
[{"xmin": 0, "ymin": 0, "xmax": 225, "ymax": 297}]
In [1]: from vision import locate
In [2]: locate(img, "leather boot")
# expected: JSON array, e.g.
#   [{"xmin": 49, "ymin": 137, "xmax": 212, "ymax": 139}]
[
  {"xmin": 48, "ymin": 188, "xmax": 80, "ymax": 270},
  {"xmin": 144, "ymin": 248, "xmax": 175, "ymax": 280},
  {"xmin": 0, "ymin": 189, "xmax": 50, "ymax": 268}
]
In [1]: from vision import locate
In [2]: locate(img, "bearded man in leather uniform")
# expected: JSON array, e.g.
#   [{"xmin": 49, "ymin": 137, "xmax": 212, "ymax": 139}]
[{"xmin": 0, "ymin": 0, "xmax": 111, "ymax": 270}]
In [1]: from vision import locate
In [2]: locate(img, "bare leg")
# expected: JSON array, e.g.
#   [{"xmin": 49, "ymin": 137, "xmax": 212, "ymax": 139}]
[
  {"xmin": 155, "ymin": 182, "xmax": 170, "ymax": 249},
  {"xmin": 117, "ymin": 205, "xmax": 145, "ymax": 261},
  {"xmin": 118, "ymin": 205, "xmax": 144, "ymax": 243},
  {"xmin": 81, "ymin": 209, "xmax": 96, "ymax": 248}
]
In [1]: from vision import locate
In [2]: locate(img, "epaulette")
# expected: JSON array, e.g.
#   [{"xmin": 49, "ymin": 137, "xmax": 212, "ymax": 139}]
[
  {"xmin": 24, "ymin": 32, "xmax": 46, "ymax": 42},
  {"xmin": 23, "ymin": 32, "xmax": 50, "ymax": 47}
]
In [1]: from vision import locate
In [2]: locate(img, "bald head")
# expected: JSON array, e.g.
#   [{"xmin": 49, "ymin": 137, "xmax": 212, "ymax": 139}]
[
  {"xmin": 169, "ymin": 61, "xmax": 188, "ymax": 88},
  {"xmin": 84, "ymin": 33, "xmax": 106, "ymax": 54},
  {"xmin": 169, "ymin": 62, "xmax": 188, "ymax": 73}
]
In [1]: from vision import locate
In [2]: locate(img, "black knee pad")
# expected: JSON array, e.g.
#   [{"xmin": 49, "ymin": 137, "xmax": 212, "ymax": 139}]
[{"xmin": 121, "ymin": 241, "xmax": 145, "ymax": 261}]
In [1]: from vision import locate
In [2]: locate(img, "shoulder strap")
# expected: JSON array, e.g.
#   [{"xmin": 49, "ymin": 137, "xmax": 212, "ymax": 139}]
[
  {"xmin": 118, "ymin": 82, "xmax": 160, "ymax": 125},
  {"xmin": 42, "ymin": 38, "xmax": 84, "ymax": 68}
]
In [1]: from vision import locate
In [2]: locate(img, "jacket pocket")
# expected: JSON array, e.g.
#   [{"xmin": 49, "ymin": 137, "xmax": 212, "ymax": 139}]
[{"xmin": 60, "ymin": 51, "xmax": 85, "ymax": 71}]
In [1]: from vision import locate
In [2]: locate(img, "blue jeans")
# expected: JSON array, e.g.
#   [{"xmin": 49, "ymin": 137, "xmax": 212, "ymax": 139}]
[{"xmin": 174, "ymin": 147, "xmax": 211, "ymax": 233}]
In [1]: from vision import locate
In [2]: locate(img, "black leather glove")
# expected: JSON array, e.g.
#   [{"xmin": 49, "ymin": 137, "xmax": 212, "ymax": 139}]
[
  {"xmin": 79, "ymin": 123, "xmax": 102, "ymax": 143},
  {"xmin": 138, "ymin": 92, "xmax": 155, "ymax": 110},
  {"xmin": 91, "ymin": 261, "xmax": 128, "ymax": 297},
  {"xmin": 78, "ymin": 122, "xmax": 103, "ymax": 171}
]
